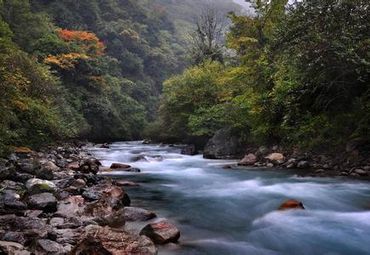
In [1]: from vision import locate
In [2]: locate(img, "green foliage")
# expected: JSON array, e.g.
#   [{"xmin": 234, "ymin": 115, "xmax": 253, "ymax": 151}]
[{"xmin": 155, "ymin": 0, "xmax": 370, "ymax": 152}]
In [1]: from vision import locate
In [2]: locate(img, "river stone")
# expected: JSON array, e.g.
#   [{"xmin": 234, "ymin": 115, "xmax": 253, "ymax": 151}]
[
  {"xmin": 140, "ymin": 220, "xmax": 180, "ymax": 244},
  {"xmin": 278, "ymin": 199, "xmax": 305, "ymax": 211},
  {"xmin": 265, "ymin": 153, "xmax": 285, "ymax": 164},
  {"xmin": 203, "ymin": 128, "xmax": 243, "ymax": 159},
  {"xmin": 25, "ymin": 178, "xmax": 56, "ymax": 195},
  {"xmin": 37, "ymin": 239, "xmax": 68, "ymax": 255},
  {"xmin": 353, "ymin": 169, "xmax": 367, "ymax": 176},
  {"xmin": 297, "ymin": 161, "xmax": 310, "ymax": 169},
  {"xmin": 0, "ymin": 241, "xmax": 30, "ymax": 255},
  {"xmin": 71, "ymin": 225, "xmax": 157, "ymax": 255},
  {"xmin": 238, "ymin": 153, "xmax": 257, "ymax": 166},
  {"xmin": 0, "ymin": 190, "xmax": 27, "ymax": 210},
  {"xmin": 124, "ymin": 207, "xmax": 156, "ymax": 221},
  {"xmin": 110, "ymin": 163, "xmax": 131, "ymax": 169},
  {"xmin": 28, "ymin": 192, "xmax": 57, "ymax": 212}
]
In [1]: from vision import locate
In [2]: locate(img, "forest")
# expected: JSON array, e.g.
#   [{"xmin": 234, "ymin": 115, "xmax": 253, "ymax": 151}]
[
  {"xmin": 151, "ymin": 0, "xmax": 369, "ymax": 155},
  {"xmin": 0, "ymin": 0, "xmax": 369, "ymax": 156},
  {"xmin": 0, "ymin": 0, "xmax": 239, "ymax": 156}
]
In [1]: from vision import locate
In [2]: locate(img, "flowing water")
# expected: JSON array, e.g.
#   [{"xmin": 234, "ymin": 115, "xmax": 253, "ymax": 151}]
[{"xmin": 90, "ymin": 141, "xmax": 370, "ymax": 255}]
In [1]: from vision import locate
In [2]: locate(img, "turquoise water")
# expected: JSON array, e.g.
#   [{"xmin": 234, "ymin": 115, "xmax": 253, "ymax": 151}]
[{"xmin": 91, "ymin": 142, "xmax": 370, "ymax": 255}]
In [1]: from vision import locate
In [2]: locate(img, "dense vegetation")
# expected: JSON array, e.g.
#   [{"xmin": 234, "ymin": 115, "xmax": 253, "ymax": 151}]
[
  {"xmin": 0, "ymin": 0, "xmax": 240, "ymax": 155},
  {"xmin": 153, "ymin": 0, "xmax": 370, "ymax": 152}
]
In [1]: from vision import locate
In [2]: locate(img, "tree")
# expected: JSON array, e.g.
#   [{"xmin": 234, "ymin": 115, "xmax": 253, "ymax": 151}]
[{"xmin": 188, "ymin": 7, "xmax": 226, "ymax": 64}]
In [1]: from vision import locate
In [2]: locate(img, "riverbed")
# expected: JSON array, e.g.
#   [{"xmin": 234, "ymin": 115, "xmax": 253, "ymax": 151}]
[{"xmin": 90, "ymin": 141, "xmax": 370, "ymax": 255}]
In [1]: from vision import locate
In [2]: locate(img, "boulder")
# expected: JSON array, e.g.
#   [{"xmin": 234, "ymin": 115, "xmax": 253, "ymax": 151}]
[
  {"xmin": 238, "ymin": 153, "xmax": 257, "ymax": 166},
  {"xmin": 297, "ymin": 161, "xmax": 310, "ymax": 169},
  {"xmin": 140, "ymin": 220, "xmax": 180, "ymax": 244},
  {"xmin": 55, "ymin": 196, "xmax": 86, "ymax": 218},
  {"xmin": 0, "ymin": 190, "xmax": 27, "ymax": 210},
  {"xmin": 110, "ymin": 163, "xmax": 131, "ymax": 169},
  {"xmin": 353, "ymin": 169, "xmax": 367, "ymax": 176},
  {"xmin": 25, "ymin": 178, "xmax": 56, "ymax": 195},
  {"xmin": 0, "ymin": 241, "xmax": 30, "ymax": 255},
  {"xmin": 67, "ymin": 162, "xmax": 80, "ymax": 171},
  {"xmin": 0, "ymin": 165, "xmax": 15, "ymax": 180},
  {"xmin": 79, "ymin": 158, "xmax": 101, "ymax": 174},
  {"xmin": 181, "ymin": 145, "xmax": 197, "ymax": 155},
  {"xmin": 124, "ymin": 207, "xmax": 156, "ymax": 222},
  {"xmin": 2, "ymin": 232, "xmax": 26, "ymax": 245},
  {"xmin": 278, "ymin": 199, "xmax": 305, "ymax": 211},
  {"xmin": 265, "ymin": 153, "xmax": 285, "ymax": 164},
  {"xmin": 16, "ymin": 159, "xmax": 39, "ymax": 175},
  {"xmin": 203, "ymin": 128, "xmax": 243, "ymax": 159},
  {"xmin": 36, "ymin": 239, "xmax": 69, "ymax": 255},
  {"xmin": 37, "ymin": 161, "xmax": 59, "ymax": 180},
  {"xmin": 115, "ymin": 180, "xmax": 139, "ymax": 187},
  {"xmin": 71, "ymin": 225, "xmax": 157, "ymax": 255},
  {"xmin": 28, "ymin": 192, "xmax": 57, "ymax": 212}
]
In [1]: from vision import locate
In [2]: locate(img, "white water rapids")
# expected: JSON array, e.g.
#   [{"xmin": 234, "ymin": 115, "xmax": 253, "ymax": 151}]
[{"xmin": 90, "ymin": 141, "xmax": 370, "ymax": 255}]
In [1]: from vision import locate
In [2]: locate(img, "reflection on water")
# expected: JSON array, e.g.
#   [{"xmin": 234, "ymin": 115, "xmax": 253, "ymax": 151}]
[{"xmin": 90, "ymin": 141, "xmax": 370, "ymax": 255}]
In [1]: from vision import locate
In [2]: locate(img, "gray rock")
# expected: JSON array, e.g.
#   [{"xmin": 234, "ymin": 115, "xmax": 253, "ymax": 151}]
[
  {"xmin": 0, "ymin": 165, "xmax": 15, "ymax": 180},
  {"xmin": 0, "ymin": 190, "xmax": 27, "ymax": 210},
  {"xmin": 0, "ymin": 241, "xmax": 30, "ymax": 255},
  {"xmin": 25, "ymin": 178, "xmax": 56, "ymax": 195},
  {"xmin": 297, "ymin": 161, "xmax": 310, "ymax": 169},
  {"xmin": 28, "ymin": 193, "xmax": 57, "ymax": 212},
  {"xmin": 37, "ymin": 239, "xmax": 68, "ymax": 255},
  {"xmin": 124, "ymin": 207, "xmax": 157, "ymax": 222},
  {"xmin": 354, "ymin": 169, "xmax": 367, "ymax": 176},
  {"xmin": 140, "ymin": 220, "xmax": 180, "ymax": 244},
  {"xmin": 203, "ymin": 128, "xmax": 243, "ymax": 159},
  {"xmin": 2, "ymin": 232, "xmax": 26, "ymax": 245},
  {"xmin": 238, "ymin": 153, "xmax": 257, "ymax": 166}
]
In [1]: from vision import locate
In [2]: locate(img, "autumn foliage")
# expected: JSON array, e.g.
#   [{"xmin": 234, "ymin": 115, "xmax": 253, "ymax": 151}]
[
  {"xmin": 57, "ymin": 29, "xmax": 105, "ymax": 56},
  {"xmin": 45, "ymin": 29, "xmax": 105, "ymax": 69}
]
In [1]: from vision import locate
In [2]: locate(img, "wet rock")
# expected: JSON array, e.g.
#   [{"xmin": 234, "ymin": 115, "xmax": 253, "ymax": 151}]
[
  {"xmin": 0, "ymin": 165, "xmax": 15, "ymax": 180},
  {"xmin": 181, "ymin": 145, "xmax": 197, "ymax": 155},
  {"xmin": 55, "ymin": 196, "xmax": 86, "ymax": 218},
  {"xmin": 266, "ymin": 163, "xmax": 274, "ymax": 168},
  {"xmin": 37, "ymin": 161, "xmax": 59, "ymax": 180},
  {"xmin": 94, "ymin": 209, "xmax": 126, "ymax": 228},
  {"xmin": 278, "ymin": 199, "xmax": 305, "ymax": 211},
  {"xmin": 297, "ymin": 161, "xmax": 310, "ymax": 169},
  {"xmin": 16, "ymin": 159, "xmax": 39, "ymax": 175},
  {"xmin": 49, "ymin": 217, "xmax": 82, "ymax": 229},
  {"xmin": 28, "ymin": 193, "xmax": 57, "ymax": 212},
  {"xmin": 255, "ymin": 146, "xmax": 269, "ymax": 157},
  {"xmin": 67, "ymin": 162, "xmax": 80, "ymax": 171},
  {"xmin": 100, "ymin": 143, "xmax": 110, "ymax": 149},
  {"xmin": 114, "ymin": 180, "xmax": 139, "ymax": 187},
  {"xmin": 124, "ymin": 207, "xmax": 156, "ymax": 222},
  {"xmin": 0, "ymin": 241, "xmax": 30, "ymax": 255},
  {"xmin": 140, "ymin": 220, "xmax": 180, "ymax": 244},
  {"xmin": 26, "ymin": 178, "xmax": 56, "ymax": 195},
  {"xmin": 238, "ymin": 153, "xmax": 257, "ymax": 166},
  {"xmin": 0, "ymin": 190, "xmax": 27, "ymax": 210},
  {"xmin": 203, "ymin": 128, "xmax": 243, "ymax": 159},
  {"xmin": 110, "ymin": 163, "xmax": 131, "ymax": 169},
  {"xmin": 79, "ymin": 158, "xmax": 101, "ymax": 174},
  {"xmin": 285, "ymin": 158, "xmax": 297, "ymax": 169},
  {"xmin": 71, "ymin": 225, "xmax": 157, "ymax": 255},
  {"xmin": 265, "ymin": 153, "xmax": 285, "ymax": 164},
  {"xmin": 2, "ymin": 232, "xmax": 26, "ymax": 246},
  {"xmin": 37, "ymin": 239, "xmax": 68, "ymax": 255},
  {"xmin": 0, "ymin": 180, "xmax": 25, "ymax": 191},
  {"xmin": 353, "ymin": 169, "xmax": 367, "ymax": 176}
]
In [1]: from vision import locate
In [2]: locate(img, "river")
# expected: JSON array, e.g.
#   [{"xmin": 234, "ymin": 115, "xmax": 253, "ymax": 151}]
[{"xmin": 90, "ymin": 141, "xmax": 370, "ymax": 255}]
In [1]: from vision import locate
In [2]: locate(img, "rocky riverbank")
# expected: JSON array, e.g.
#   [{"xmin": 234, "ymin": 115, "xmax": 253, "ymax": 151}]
[
  {"xmin": 220, "ymin": 145, "xmax": 370, "ymax": 179},
  {"xmin": 0, "ymin": 144, "xmax": 180, "ymax": 255}
]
